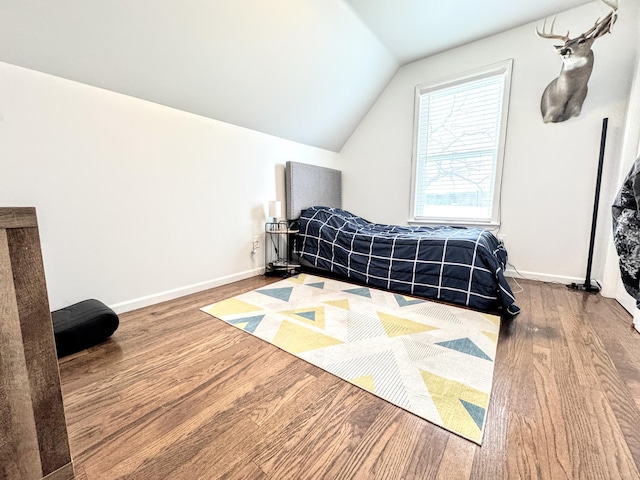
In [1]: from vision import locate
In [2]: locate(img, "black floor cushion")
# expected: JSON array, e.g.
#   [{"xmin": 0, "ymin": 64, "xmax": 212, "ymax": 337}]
[{"xmin": 52, "ymin": 299, "xmax": 119, "ymax": 358}]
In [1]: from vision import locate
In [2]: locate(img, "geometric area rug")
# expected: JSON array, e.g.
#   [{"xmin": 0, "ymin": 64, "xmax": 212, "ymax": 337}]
[{"xmin": 200, "ymin": 273, "xmax": 501, "ymax": 444}]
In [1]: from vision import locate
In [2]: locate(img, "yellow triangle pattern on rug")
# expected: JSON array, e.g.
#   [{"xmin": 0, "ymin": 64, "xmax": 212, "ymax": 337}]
[
  {"xmin": 202, "ymin": 298, "xmax": 262, "ymax": 318},
  {"xmin": 200, "ymin": 273, "xmax": 501, "ymax": 444},
  {"xmin": 324, "ymin": 299, "xmax": 351, "ymax": 311},
  {"xmin": 287, "ymin": 273, "xmax": 308, "ymax": 284},
  {"xmin": 272, "ymin": 320, "xmax": 342, "ymax": 354},
  {"xmin": 482, "ymin": 331, "xmax": 498, "ymax": 342},
  {"xmin": 420, "ymin": 370, "xmax": 489, "ymax": 443},
  {"xmin": 378, "ymin": 312, "xmax": 439, "ymax": 337},
  {"xmin": 351, "ymin": 374, "xmax": 375, "ymax": 393},
  {"xmin": 482, "ymin": 313, "xmax": 501, "ymax": 328}
]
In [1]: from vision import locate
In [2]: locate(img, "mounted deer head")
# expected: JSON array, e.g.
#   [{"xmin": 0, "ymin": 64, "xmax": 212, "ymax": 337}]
[{"xmin": 536, "ymin": 0, "xmax": 618, "ymax": 123}]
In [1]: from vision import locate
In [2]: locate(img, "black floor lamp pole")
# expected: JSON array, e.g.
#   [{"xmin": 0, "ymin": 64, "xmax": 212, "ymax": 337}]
[{"xmin": 569, "ymin": 117, "xmax": 608, "ymax": 293}]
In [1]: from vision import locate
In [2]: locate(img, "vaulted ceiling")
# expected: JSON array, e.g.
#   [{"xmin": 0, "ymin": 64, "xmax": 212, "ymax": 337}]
[{"xmin": 0, "ymin": 0, "xmax": 594, "ymax": 152}]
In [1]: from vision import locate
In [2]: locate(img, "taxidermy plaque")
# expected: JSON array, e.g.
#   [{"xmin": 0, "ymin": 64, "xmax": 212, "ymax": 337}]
[{"xmin": 536, "ymin": 0, "xmax": 618, "ymax": 123}]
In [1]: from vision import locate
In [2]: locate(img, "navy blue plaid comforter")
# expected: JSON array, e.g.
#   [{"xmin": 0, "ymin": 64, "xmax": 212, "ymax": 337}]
[{"xmin": 296, "ymin": 207, "xmax": 520, "ymax": 316}]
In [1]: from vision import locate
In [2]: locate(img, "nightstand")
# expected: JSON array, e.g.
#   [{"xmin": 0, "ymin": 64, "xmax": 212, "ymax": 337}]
[{"xmin": 265, "ymin": 221, "xmax": 300, "ymax": 276}]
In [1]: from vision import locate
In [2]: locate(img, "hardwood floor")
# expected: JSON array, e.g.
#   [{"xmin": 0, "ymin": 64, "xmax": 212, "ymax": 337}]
[{"xmin": 58, "ymin": 276, "xmax": 640, "ymax": 479}]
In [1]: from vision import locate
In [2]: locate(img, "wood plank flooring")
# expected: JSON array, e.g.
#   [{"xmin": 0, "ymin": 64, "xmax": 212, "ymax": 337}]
[{"xmin": 58, "ymin": 276, "xmax": 640, "ymax": 479}]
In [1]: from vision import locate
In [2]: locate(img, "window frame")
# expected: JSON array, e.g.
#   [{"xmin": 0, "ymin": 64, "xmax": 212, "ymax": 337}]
[{"xmin": 409, "ymin": 59, "xmax": 513, "ymax": 227}]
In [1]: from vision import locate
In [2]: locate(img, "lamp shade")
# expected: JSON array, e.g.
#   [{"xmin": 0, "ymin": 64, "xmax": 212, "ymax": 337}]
[{"xmin": 268, "ymin": 200, "xmax": 282, "ymax": 219}]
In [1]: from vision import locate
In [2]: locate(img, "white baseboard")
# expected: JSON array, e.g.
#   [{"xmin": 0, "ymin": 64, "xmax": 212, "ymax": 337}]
[
  {"xmin": 504, "ymin": 268, "xmax": 583, "ymax": 286},
  {"xmin": 504, "ymin": 268, "xmax": 618, "ymax": 299},
  {"xmin": 110, "ymin": 267, "xmax": 618, "ymax": 315},
  {"xmin": 109, "ymin": 268, "xmax": 262, "ymax": 314}
]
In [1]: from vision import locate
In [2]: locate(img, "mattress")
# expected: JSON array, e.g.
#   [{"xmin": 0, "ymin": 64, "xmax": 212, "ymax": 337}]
[{"xmin": 295, "ymin": 206, "xmax": 520, "ymax": 316}]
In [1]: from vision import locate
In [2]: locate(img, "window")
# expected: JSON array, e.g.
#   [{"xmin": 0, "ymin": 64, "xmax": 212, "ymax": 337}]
[{"xmin": 410, "ymin": 60, "xmax": 512, "ymax": 226}]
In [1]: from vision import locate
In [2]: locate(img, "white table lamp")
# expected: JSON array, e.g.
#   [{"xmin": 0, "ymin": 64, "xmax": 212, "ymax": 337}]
[{"xmin": 268, "ymin": 200, "xmax": 282, "ymax": 222}]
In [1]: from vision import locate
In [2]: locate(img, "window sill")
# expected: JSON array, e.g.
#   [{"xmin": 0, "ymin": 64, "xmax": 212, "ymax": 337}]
[{"xmin": 408, "ymin": 219, "xmax": 500, "ymax": 229}]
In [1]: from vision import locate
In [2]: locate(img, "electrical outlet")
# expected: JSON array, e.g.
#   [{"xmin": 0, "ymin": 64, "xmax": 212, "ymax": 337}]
[
  {"xmin": 497, "ymin": 234, "xmax": 507, "ymax": 246},
  {"xmin": 252, "ymin": 235, "xmax": 260, "ymax": 254}
]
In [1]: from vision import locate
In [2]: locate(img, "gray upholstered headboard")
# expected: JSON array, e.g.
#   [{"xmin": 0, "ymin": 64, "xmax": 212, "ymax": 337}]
[{"xmin": 285, "ymin": 161, "xmax": 342, "ymax": 220}]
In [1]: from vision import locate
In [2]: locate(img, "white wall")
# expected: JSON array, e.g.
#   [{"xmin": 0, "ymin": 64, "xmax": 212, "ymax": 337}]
[
  {"xmin": 0, "ymin": 62, "xmax": 339, "ymax": 312},
  {"xmin": 340, "ymin": 0, "xmax": 640, "ymax": 286}
]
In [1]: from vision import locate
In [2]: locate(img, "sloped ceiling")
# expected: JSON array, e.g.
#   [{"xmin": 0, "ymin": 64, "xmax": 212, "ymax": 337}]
[
  {"xmin": 346, "ymin": 0, "xmax": 596, "ymax": 65},
  {"xmin": 0, "ymin": 0, "xmax": 594, "ymax": 152}
]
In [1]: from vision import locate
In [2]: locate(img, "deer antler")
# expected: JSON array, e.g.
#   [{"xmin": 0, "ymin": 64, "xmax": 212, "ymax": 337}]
[
  {"xmin": 536, "ymin": 0, "xmax": 618, "ymax": 42},
  {"xmin": 535, "ymin": 16, "xmax": 569, "ymax": 42},
  {"xmin": 585, "ymin": 0, "xmax": 618, "ymax": 39},
  {"xmin": 600, "ymin": 0, "xmax": 618, "ymax": 10}
]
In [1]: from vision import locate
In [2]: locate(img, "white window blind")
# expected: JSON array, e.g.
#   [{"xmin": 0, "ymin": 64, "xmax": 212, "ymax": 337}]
[{"xmin": 411, "ymin": 60, "xmax": 512, "ymax": 225}]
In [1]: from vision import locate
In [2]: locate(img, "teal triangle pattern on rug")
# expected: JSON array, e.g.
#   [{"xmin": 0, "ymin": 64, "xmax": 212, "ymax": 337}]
[
  {"xmin": 436, "ymin": 338, "xmax": 492, "ymax": 361},
  {"xmin": 296, "ymin": 311, "xmax": 316, "ymax": 321},
  {"xmin": 308, "ymin": 282, "xmax": 325, "ymax": 289},
  {"xmin": 257, "ymin": 287, "xmax": 293, "ymax": 302},
  {"xmin": 460, "ymin": 399, "xmax": 486, "ymax": 430},
  {"xmin": 228, "ymin": 315, "xmax": 265, "ymax": 334},
  {"xmin": 394, "ymin": 294, "xmax": 427, "ymax": 307},
  {"xmin": 343, "ymin": 287, "xmax": 371, "ymax": 298}
]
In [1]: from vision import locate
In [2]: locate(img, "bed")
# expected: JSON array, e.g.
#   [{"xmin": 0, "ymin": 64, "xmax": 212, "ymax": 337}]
[{"xmin": 285, "ymin": 162, "xmax": 520, "ymax": 317}]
